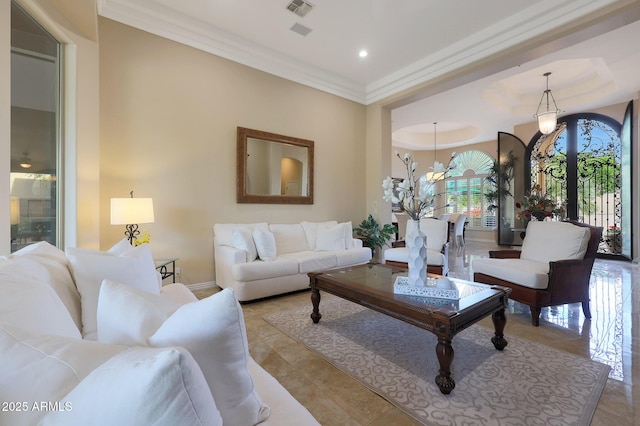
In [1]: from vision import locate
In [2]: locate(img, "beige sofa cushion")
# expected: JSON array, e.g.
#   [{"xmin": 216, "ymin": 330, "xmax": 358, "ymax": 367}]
[{"xmin": 520, "ymin": 221, "xmax": 590, "ymax": 264}]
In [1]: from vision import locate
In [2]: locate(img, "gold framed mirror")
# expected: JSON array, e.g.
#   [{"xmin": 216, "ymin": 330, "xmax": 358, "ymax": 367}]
[{"xmin": 237, "ymin": 127, "xmax": 314, "ymax": 204}]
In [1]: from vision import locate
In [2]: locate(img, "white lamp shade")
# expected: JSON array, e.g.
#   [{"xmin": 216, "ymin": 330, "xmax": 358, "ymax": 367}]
[
  {"xmin": 110, "ymin": 198, "xmax": 155, "ymax": 225},
  {"xmin": 10, "ymin": 197, "xmax": 20, "ymax": 225},
  {"xmin": 537, "ymin": 110, "xmax": 558, "ymax": 135}
]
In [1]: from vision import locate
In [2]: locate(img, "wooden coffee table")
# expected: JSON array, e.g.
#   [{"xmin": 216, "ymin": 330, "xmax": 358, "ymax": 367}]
[{"xmin": 308, "ymin": 264, "xmax": 511, "ymax": 394}]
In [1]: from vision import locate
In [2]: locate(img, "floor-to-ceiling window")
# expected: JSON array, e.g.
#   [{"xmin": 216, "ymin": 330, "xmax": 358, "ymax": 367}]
[{"xmin": 10, "ymin": 1, "xmax": 61, "ymax": 252}]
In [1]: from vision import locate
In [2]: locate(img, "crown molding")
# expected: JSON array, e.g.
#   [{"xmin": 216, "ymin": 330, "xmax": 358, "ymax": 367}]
[{"xmin": 98, "ymin": 0, "xmax": 624, "ymax": 106}]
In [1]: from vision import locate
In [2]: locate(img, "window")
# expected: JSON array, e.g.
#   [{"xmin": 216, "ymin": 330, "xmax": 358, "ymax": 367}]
[
  {"xmin": 10, "ymin": 1, "xmax": 61, "ymax": 252},
  {"xmin": 445, "ymin": 150, "xmax": 495, "ymax": 228}
]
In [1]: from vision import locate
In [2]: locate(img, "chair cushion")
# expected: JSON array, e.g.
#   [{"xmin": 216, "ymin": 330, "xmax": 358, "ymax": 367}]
[
  {"xmin": 418, "ymin": 219, "xmax": 449, "ymax": 251},
  {"xmin": 472, "ymin": 258, "xmax": 550, "ymax": 289},
  {"xmin": 520, "ymin": 221, "xmax": 590, "ymax": 264},
  {"xmin": 383, "ymin": 247, "xmax": 445, "ymax": 266}
]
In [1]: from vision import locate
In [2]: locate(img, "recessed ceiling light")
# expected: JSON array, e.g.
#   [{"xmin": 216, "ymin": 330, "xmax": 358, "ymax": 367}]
[{"xmin": 359, "ymin": 49, "xmax": 368, "ymax": 58}]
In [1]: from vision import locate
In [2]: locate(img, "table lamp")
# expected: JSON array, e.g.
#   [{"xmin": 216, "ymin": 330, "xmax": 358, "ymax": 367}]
[{"xmin": 110, "ymin": 191, "xmax": 154, "ymax": 245}]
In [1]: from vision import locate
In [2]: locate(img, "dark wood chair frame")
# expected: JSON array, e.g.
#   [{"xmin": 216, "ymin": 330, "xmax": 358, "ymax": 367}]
[
  {"xmin": 385, "ymin": 241, "xmax": 449, "ymax": 276},
  {"xmin": 473, "ymin": 220, "xmax": 603, "ymax": 326}
]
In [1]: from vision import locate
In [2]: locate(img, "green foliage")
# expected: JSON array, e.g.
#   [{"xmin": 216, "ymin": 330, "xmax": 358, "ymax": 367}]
[
  {"xmin": 353, "ymin": 214, "xmax": 397, "ymax": 253},
  {"xmin": 484, "ymin": 152, "xmax": 515, "ymax": 213}
]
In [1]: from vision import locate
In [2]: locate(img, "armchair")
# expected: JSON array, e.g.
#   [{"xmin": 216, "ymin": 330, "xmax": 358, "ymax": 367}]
[
  {"xmin": 472, "ymin": 220, "xmax": 602, "ymax": 326},
  {"xmin": 384, "ymin": 218, "xmax": 449, "ymax": 276}
]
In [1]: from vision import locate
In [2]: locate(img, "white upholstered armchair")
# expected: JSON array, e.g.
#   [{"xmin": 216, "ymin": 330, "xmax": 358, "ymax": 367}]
[
  {"xmin": 383, "ymin": 218, "xmax": 449, "ymax": 276},
  {"xmin": 472, "ymin": 220, "xmax": 602, "ymax": 326}
]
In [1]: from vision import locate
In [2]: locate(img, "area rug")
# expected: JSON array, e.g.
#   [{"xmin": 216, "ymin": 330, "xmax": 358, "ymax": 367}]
[{"xmin": 263, "ymin": 296, "xmax": 610, "ymax": 426}]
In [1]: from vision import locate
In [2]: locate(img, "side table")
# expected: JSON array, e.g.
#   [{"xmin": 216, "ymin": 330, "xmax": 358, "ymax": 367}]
[{"xmin": 154, "ymin": 258, "xmax": 178, "ymax": 283}]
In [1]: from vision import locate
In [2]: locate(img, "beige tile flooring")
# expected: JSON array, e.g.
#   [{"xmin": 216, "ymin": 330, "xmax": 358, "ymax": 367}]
[{"xmin": 196, "ymin": 240, "xmax": 639, "ymax": 425}]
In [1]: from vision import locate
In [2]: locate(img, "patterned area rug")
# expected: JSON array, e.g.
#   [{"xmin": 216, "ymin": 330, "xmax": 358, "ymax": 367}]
[{"xmin": 263, "ymin": 295, "xmax": 610, "ymax": 426}]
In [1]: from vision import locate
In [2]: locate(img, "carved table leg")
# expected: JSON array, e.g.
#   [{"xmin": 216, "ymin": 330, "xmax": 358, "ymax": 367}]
[
  {"xmin": 310, "ymin": 287, "xmax": 322, "ymax": 323},
  {"xmin": 435, "ymin": 337, "xmax": 455, "ymax": 394},
  {"xmin": 491, "ymin": 308, "xmax": 508, "ymax": 350}
]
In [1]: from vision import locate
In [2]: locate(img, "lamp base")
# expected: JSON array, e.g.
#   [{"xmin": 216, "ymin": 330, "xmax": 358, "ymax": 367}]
[{"xmin": 124, "ymin": 224, "xmax": 140, "ymax": 245}]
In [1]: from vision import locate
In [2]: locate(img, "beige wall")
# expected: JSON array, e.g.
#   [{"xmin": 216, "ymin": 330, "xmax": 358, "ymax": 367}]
[{"xmin": 98, "ymin": 18, "xmax": 368, "ymax": 284}]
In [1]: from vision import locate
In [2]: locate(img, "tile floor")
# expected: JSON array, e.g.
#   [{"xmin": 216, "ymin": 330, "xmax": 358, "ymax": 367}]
[{"xmin": 196, "ymin": 240, "xmax": 639, "ymax": 425}]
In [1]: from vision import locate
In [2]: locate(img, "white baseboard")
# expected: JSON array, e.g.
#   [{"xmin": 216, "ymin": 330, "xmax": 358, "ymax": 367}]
[{"xmin": 186, "ymin": 281, "xmax": 217, "ymax": 291}]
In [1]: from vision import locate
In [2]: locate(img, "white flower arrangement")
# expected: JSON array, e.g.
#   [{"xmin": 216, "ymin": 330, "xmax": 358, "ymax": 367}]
[{"xmin": 382, "ymin": 151, "xmax": 456, "ymax": 221}]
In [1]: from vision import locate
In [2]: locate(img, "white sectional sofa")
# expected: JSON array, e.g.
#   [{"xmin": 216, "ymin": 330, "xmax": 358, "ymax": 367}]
[
  {"xmin": 0, "ymin": 241, "xmax": 319, "ymax": 426},
  {"xmin": 214, "ymin": 221, "xmax": 372, "ymax": 302}
]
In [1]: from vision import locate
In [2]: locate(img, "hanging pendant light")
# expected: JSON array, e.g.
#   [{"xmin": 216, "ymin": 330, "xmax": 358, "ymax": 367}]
[
  {"xmin": 534, "ymin": 72, "xmax": 560, "ymax": 135},
  {"xmin": 19, "ymin": 151, "xmax": 32, "ymax": 169},
  {"xmin": 426, "ymin": 122, "xmax": 445, "ymax": 181}
]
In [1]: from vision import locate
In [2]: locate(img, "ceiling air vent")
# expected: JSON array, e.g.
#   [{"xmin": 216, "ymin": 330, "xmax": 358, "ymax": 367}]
[
  {"xmin": 290, "ymin": 23, "xmax": 312, "ymax": 36},
  {"xmin": 286, "ymin": 0, "xmax": 314, "ymax": 18}
]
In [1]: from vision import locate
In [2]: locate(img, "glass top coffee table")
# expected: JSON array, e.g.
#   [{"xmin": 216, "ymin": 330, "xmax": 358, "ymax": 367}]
[{"xmin": 308, "ymin": 264, "xmax": 511, "ymax": 395}]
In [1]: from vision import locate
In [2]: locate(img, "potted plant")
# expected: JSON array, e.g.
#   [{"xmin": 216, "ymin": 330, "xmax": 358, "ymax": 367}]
[{"xmin": 353, "ymin": 214, "xmax": 396, "ymax": 257}]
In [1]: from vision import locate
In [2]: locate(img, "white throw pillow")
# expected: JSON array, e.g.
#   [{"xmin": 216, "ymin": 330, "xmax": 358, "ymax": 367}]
[
  {"xmin": 0, "ymin": 257, "xmax": 81, "ymax": 339},
  {"xmin": 41, "ymin": 347, "xmax": 222, "ymax": 426},
  {"xmin": 341, "ymin": 221, "xmax": 355, "ymax": 249},
  {"xmin": 232, "ymin": 227, "xmax": 258, "ymax": 262},
  {"xmin": 315, "ymin": 223, "xmax": 346, "ymax": 251},
  {"xmin": 107, "ymin": 238, "xmax": 134, "ymax": 255},
  {"xmin": 66, "ymin": 243, "xmax": 160, "ymax": 340},
  {"xmin": 11, "ymin": 245, "xmax": 82, "ymax": 331},
  {"xmin": 253, "ymin": 227, "xmax": 277, "ymax": 261},
  {"xmin": 97, "ymin": 280, "xmax": 187, "ymax": 346},
  {"xmin": 301, "ymin": 221, "xmax": 338, "ymax": 250},
  {"xmin": 97, "ymin": 281, "xmax": 199, "ymax": 347},
  {"xmin": 269, "ymin": 224, "xmax": 310, "ymax": 254},
  {"xmin": 148, "ymin": 289, "xmax": 270, "ymax": 426},
  {"xmin": 0, "ymin": 323, "xmax": 127, "ymax": 426}
]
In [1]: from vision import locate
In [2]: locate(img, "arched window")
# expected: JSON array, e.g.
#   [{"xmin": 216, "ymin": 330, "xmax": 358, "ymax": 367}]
[{"xmin": 445, "ymin": 150, "xmax": 495, "ymax": 228}]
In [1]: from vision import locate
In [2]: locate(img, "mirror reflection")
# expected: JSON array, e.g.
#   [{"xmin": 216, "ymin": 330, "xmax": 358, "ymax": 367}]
[{"xmin": 237, "ymin": 127, "xmax": 314, "ymax": 204}]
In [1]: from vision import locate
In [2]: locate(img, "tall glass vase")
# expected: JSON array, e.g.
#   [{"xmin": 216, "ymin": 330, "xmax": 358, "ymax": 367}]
[{"xmin": 406, "ymin": 219, "xmax": 427, "ymax": 286}]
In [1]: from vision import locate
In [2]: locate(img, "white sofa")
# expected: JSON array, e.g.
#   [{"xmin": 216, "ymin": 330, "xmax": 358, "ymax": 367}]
[
  {"xmin": 0, "ymin": 241, "xmax": 319, "ymax": 426},
  {"xmin": 214, "ymin": 221, "xmax": 372, "ymax": 302},
  {"xmin": 383, "ymin": 218, "xmax": 450, "ymax": 276}
]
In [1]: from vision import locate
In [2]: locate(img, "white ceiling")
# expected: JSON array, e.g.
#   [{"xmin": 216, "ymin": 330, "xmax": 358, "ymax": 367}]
[{"xmin": 98, "ymin": 0, "xmax": 640, "ymax": 150}]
